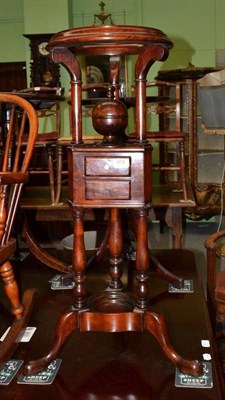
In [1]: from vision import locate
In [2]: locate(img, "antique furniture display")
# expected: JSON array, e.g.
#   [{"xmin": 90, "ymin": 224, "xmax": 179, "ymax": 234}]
[
  {"xmin": 0, "ymin": 93, "xmax": 37, "ymax": 367},
  {"xmin": 156, "ymin": 65, "xmax": 223, "ymax": 216},
  {"xmin": 22, "ymin": 24, "xmax": 204, "ymax": 378},
  {"xmin": 23, "ymin": 33, "xmax": 61, "ymax": 88},
  {"xmin": 130, "ymin": 80, "xmax": 190, "ymax": 202}
]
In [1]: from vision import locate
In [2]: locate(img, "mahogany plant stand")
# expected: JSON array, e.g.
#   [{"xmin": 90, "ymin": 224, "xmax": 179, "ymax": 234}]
[{"xmin": 23, "ymin": 24, "xmax": 203, "ymax": 377}]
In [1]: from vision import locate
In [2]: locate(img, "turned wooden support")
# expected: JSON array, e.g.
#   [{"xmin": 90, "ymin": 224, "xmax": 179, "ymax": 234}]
[
  {"xmin": 0, "ymin": 260, "xmax": 24, "ymax": 319},
  {"xmin": 50, "ymin": 47, "xmax": 82, "ymax": 144},
  {"xmin": 135, "ymin": 45, "xmax": 169, "ymax": 142},
  {"xmin": 108, "ymin": 208, "xmax": 123, "ymax": 290},
  {"xmin": 71, "ymin": 206, "xmax": 87, "ymax": 309},
  {"xmin": 135, "ymin": 208, "xmax": 151, "ymax": 309}
]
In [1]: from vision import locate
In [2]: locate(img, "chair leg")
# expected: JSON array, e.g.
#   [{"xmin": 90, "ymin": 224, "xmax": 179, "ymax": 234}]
[
  {"xmin": 0, "ymin": 260, "xmax": 24, "ymax": 319},
  {"xmin": 55, "ymin": 143, "xmax": 63, "ymax": 205},
  {"xmin": 47, "ymin": 144, "xmax": 56, "ymax": 205},
  {"xmin": 179, "ymin": 141, "xmax": 188, "ymax": 201},
  {"xmin": 0, "ymin": 288, "xmax": 36, "ymax": 369}
]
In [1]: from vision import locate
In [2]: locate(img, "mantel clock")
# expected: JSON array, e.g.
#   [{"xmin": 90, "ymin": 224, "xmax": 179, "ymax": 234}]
[{"xmin": 23, "ymin": 33, "xmax": 61, "ymax": 87}]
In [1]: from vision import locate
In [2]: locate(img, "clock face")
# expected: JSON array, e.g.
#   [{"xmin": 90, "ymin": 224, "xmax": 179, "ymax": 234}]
[{"xmin": 38, "ymin": 42, "xmax": 49, "ymax": 56}]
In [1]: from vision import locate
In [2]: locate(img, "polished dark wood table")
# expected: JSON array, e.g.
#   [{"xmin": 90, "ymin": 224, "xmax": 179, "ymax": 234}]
[
  {"xmin": 20, "ymin": 181, "xmax": 196, "ymax": 249},
  {"xmin": 1, "ymin": 88, "xmax": 64, "ymax": 110},
  {"xmin": 0, "ymin": 249, "xmax": 224, "ymax": 399}
]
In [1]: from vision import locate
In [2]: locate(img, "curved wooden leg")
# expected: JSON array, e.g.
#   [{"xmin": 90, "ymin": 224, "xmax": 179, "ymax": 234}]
[
  {"xmin": 22, "ymin": 220, "xmax": 72, "ymax": 274},
  {"xmin": 0, "ymin": 288, "xmax": 36, "ymax": 369},
  {"xmin": 144, "ymin": 310, "xmax": 203, "ymax": 377},
  {"xmin": 86, "ymin": 221, "xmax": 110, "ymax": 269},
  {"xmin": 151, "ymin": 255, "xmax": 184, "ymax": 288},
  {"xmin": 0, "ymin": 260, "xmax": 24, "ymax": 319},
  {"xmin": 23, "ymin": 308, "xmax": 79, "ymax": 376}
]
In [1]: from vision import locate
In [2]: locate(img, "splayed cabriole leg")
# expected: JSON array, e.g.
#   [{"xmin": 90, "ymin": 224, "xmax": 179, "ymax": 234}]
[
  {"xmin": 23, "ymin": 308, "xmax": 203, "ymax": 377},
  {"xmin": 23, "ymin": 308, "xmax": 78, "ymax": 376},
  {"xmin": 144, "ymin": 310, "xmax": 203, "ymax": 377}
]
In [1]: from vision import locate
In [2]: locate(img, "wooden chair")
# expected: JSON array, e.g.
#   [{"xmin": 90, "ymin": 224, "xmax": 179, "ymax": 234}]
[
  {"xmin": 0, "ymin": 93, "xmax": 38, "ymax": 367},
  {"xmin": 18, "ymin": 87, "xmax": 63, "ymax": 205},
  {"xmin": 204, "ymin": 230, "xmax": 225, "ymax": 331}
]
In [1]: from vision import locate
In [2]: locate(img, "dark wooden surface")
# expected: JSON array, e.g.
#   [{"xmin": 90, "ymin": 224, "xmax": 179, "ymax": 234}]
[
  {"xmin": 20, "ymin": 183, "xmax": 195, "ymax": 249},
  {"xmin": 20, "ymin": 183, "xmax": 195, "ymax": 209},
  {"xmin": 0, "ymin": 248, "xmax": 224, "ymax": 399}
]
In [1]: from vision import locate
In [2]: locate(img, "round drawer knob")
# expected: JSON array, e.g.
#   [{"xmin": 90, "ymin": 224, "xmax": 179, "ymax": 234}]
[{"xmin": 104, "ymin": 164, "xmax": 110, "ymax": 170}]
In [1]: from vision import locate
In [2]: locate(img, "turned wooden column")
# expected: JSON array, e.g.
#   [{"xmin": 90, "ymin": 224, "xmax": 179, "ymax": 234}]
[
  {"xmin": 108, "ymin": 208, "xmax": 123, "ymax": 290},
  {"xmin": 135, "ymin": 207, "xmax": 151, "ymax": 309}
]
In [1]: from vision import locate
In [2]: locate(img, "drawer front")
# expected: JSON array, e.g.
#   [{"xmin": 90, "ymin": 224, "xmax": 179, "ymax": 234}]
[
  {"xmin": 85, "ymin": 157, "xmax": 130, "ymax": 176},
  {"xmin": 85, "ymin": 180, "xmax": 130, "ymax": 200}
]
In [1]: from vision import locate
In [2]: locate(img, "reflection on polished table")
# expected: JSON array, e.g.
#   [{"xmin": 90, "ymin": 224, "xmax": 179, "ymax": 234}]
[
  {"xmin": 20, "ymin": 23, "xmax": 204, "ymax": 377},
  {"xmin": 0, "ymin": 250, "xmax": 224, "ymax": 399}
]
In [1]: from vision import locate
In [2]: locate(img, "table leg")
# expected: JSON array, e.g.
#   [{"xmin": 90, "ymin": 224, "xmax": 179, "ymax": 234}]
[
  {"xmin": 72, "ymin": 207, "xmax": 87, "ymax": 309},
  {"xmin": 165, "ymin": 207, "xmax": 183, "ymax": 249},
  {"xmin": 108, "ymin": 208, "xmax": 123, "ymax": 290},
  {"xmin": 135, "ymin": 208, "xmax": 151, "ymax": 309}
]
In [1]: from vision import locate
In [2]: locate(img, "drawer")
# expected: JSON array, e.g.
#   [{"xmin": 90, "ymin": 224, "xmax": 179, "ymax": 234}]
[
  {"xmin": 85, "ymin": 180, "xmax": 131, "ymax": 200},
  {"xmin": 85, "ymin": 157, "xmax": 130, "ymax": 176}
]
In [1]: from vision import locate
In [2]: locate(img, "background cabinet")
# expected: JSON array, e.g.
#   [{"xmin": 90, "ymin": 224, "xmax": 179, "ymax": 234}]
[
  {"xmin": 0, "ymin": 62, "xmax": 27, "ymax": 91},
  {"xmin": 156, "ymin": 65, "xmax": 224, "ymax": 218}
]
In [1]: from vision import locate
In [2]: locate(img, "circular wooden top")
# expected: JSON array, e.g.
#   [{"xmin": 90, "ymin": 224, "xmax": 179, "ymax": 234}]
[{"xmin": 47, "ymin": 24, "xmax": 173, "ymax": 56}]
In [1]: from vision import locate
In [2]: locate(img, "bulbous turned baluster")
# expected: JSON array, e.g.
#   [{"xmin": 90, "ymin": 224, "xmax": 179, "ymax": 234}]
[
  {"xmin": 0, "ymin": 260, "xmax": 24, "ymax": 319},
  {"xmin": 92, "ymin": 85, "xmax": 128, "ymax": 145}
]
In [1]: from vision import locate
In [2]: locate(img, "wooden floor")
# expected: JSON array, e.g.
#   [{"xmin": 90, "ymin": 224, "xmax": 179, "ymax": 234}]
[{"xmin": 0, "ymin": 247, "xmax": 224, "ymax": 399}]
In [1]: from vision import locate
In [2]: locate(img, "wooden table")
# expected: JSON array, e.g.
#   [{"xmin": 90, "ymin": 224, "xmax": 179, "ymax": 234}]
[
  {"xmin": 21, "ymin": 182, "xmax": 195, "ymax": 249},
  {"xmin": 0, "ymin": 249, "xmax": 224, "ymax": 399}
]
